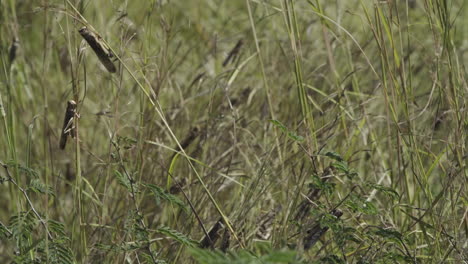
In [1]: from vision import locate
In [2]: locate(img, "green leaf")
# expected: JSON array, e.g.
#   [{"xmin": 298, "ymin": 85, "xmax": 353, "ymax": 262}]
[
  {"xmin": 117, "ymin": 135, "xmax": 138, "ymax": 149},
  {"xmin": 48, "ymin": 241, "xmax": 75, "ymax": 264},
  {"xmin": 0, "ymin": 222, "xmax": 10, "ymax": 238},
  {"xmin": 6, "ymin": 160, "xmax": 39, "ymax": 178},
  {"xmin": 331, "ymin": 161, "xmax": 357, "ymax": 179},
  {"xmin": 136, "ymin": 226, "xmax": 150, "ymax": 242},
  {"xmin": 324, "ymin": 151, "xmax": 344, "ymax": 162},
  {"xmin": 95, "ymin": 243, "xmax": 120, "ymax": 252},
  {"xmin": 344, "ymin": 195, "xmax": 378, "ymax": 215},
  {"xmin": 319, "ymin": 212, "xmax": 342, "ymax": 231},
  {"xmin": 331, "ymin": 161, "xmax": 348, "ymax": 172},
  {"xmin": 189, "ymin": 248, "xmax": 304, "ymax": 264},
  {"xmin": 373, "ymin": 227, "xmax": 403, "ymax": 244},
  {"xmin": 28, "ymin": 178, "xmax": 55, "ymax": 197},
  {"xmin": 189, "ymin": 248, "xmax": 228, "ymax": 264},
  {"xmin": 114, "ymin": 170, "xmax": 132, "ymax": 191},
  {"xmin": 310, "ymin": 175, "xmax": 335, "ymax": 195},
  {"xmin": 377, "ymin": 252, "xmax": 412, "ymax": 263},
  {"xmin": 287, "ymin": 131, "xmax": 304, "ymax": 142},
  {"xmin": 262, "ymin": 250, "xmax": 297, "ymax": 262},
  {"xmin": 48, "ymin": 219, "xmax": 67, "ymax": 237},
  {"xmin": 140, "ymin": 252, "xmax": 167, "ymax": 263},
  {"xmin": 269, "ymin": 119, "xmax": 304, "ymax": 142},
  {"xmin": 144, "ymin": 183, "xmax": 188, "ymax": 212},
  {"xmin": 156, "ymin": 226, "xmax": 197, "ymax": 247},
  {"xmin": 366, "ymin": 182, "xmax": 400, "ymax": 200},
  {"xmin": 9, "ymin": 211, "xmax": 37, "ymax": 241},
  {"xmin": 319, "ymin": 255, "xmax": 345, "ymax": 264},
  {"xmin": 322, "ymin": 151, "xmax": 358, "ymax": 179},
  {"xmin": 269, "ymin": 119, "xmax": 288, "ymax": 133},
  {"xmin": 334, "ymin": 226, "xmax": 360, "ymax": 247}
]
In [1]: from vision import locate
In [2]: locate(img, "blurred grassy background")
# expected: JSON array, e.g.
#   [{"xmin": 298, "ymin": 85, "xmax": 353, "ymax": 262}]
[{"xmin": 0, "ymin": 0, "xmax": 467, "ymax": 263}]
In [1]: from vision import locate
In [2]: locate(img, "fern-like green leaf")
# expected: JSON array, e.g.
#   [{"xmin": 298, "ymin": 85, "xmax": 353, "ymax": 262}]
[
  {"xmin": 269, "ymin": 119, "xmax": 304, "ymax": 142},
  {"xmin": 319, "ymin": 254, "xmax": 345, "ymax": 264},
  {"xmin": 145, "ymin": 183, "xmax": 187, "ymax": 212},
  {"xmin": 156, "ymin": 226, "xmax": 197, "ymax": 247},
  {"xmin": 377, "ymin": 252, "xmax": 412, "ymax": 263},
  {"xmin": 324, "ymin": 151, "xmax": 344, "ymax": 162},
  {"xmin": 28, "ymin": 178, "xmax": 55, "ymax": 197},
  {"xmin": 6, "ymin": 160, "xmax": 39, "ymax": 178},
  {"xmin": 372, "ymin": 227, "xmax": 404, "ymax": 244},
  {"xmin": 0, "ymin": 221, "xmax": 10, "ymax": 238},
  {"xmin": 9, "ymin": 211, "xmax": 36, "ymax": 241},
  {"xmin": 189, "ymin": 248, "xmax": 302, "ymax": 264},
  {"xmin": 48, "ymin": 242, "xmax": 75, "ymax": 264},
  {"xmin": 48, "ymin": 219, "xmax": 67, "ymax": 237},
  {"xmin": 365, "ymin": 182, "xmax": 400, "ymax": 200},
  {"xmin": 261, "ymin": 250, "xmax": 297, "ymax": 262},
  {"xmin": 114, "ymin": 170, "xmax": 132, "ymax": 191},
  {"xmin": 344, "ymin": 195, "xmax": 378, "ymax": 215}
]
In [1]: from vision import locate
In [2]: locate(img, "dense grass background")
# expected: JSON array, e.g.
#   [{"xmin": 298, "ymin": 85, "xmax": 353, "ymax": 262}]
[{"xmin": 0, "ymin": 0, "xmax": 467, "ymax": 263}]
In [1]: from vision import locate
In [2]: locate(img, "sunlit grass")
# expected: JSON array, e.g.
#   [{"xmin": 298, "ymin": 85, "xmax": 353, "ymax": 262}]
[{"xmin": 0, "ymin": 0, "xmax": 466, "ymax": 263}]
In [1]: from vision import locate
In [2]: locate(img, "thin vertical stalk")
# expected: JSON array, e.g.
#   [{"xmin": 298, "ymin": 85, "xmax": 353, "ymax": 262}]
[{"xmin": 245, "ymin": 0, "xmax": 283, "ymax": 164}]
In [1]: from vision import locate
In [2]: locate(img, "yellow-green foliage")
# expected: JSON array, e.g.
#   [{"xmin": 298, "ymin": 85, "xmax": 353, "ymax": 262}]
[{"xmin": 0, "ymin": 0, "xmax": 466, "ymax": 263}]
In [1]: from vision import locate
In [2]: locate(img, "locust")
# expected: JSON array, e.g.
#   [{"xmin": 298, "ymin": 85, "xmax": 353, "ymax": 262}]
[
  {"xmin": 222, "ymin": 39, "xmax": 243, "ymax": 67},
  {"xmin": 78, "ymin": 26, "xmax": 117, "ymax": 73},
  {"xmin": 59, "ymin": 100, "xmax": 78, "ymax": 150},
  {"xmin": 9, "ymin": 37, "xmax": 19, "ymax": 64}
]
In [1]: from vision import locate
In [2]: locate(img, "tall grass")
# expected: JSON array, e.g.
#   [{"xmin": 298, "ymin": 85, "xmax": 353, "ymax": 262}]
[{"xmin": 0, "ymin": 0, "xmax": 466, "ymax": 263}]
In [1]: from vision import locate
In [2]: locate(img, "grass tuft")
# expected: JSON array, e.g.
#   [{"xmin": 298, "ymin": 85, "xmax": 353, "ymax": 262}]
[{"xmin": 0, "ymin": 0, "xmax": 466, "ymax": 263}]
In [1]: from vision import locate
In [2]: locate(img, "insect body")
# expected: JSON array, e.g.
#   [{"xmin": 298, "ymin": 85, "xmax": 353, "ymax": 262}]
[
  {"xmin": 59, "ymin": 100, "xmax": 78, "ymax": 150},
  {"xmin": 78, "ymin": 26, "xmax": 116, "ymax": 73},
  {"xmin": 222, "ymin": 39, "xmax": 243, "ymax": 67},
  {"xmin": 9, "ymin": 38, "xmax": 19, "ymax": 63}
]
